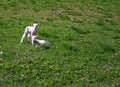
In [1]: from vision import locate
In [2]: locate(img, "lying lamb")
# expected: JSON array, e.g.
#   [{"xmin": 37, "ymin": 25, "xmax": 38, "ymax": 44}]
[
  {"xmin": 20, "ymin": 23, "xmax": 39, "ymax": 43},
  {"xmin": 31, "ymin": 35, "xmax": 51, "ymax": 46}
]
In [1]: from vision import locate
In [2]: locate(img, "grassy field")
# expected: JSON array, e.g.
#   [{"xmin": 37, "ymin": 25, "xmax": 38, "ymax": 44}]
[{"xmin": 0, "ymin": 0, "xmax": 120, "ymax": 87}]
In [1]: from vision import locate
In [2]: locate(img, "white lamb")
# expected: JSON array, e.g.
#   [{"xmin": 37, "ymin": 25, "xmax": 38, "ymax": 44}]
[
  {"xmin": 20, "ymin": 23, "xmax": 39, "ymax": 43},
  {"xmin": 31, "ymin": 35, "xmax": 51, "ymax": 46}
]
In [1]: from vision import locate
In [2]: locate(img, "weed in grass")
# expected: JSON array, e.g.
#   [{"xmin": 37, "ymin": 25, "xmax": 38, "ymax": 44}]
[
  {"xmin": 59, "ymin": 14, "xmax": 70, "ymax": 20},
  {"xmin": 100, "ymin": 43, "xmax": 116, "ymax": 53},
  {"xmin": 71, "ymin": 26, "xmax": 90, "ymax": 34}
]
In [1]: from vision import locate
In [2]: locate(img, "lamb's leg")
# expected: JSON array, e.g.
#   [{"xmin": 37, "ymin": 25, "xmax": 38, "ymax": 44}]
[
  {"xmin": 31, "ymin": 39, "xmax": 34, "ymax": 45},
  {"xmin": 20, "ymin": 34, "xmax": 26, "ymax": 43},
  {"xmin": 27, "ymin": 34, "xmax": 31, "ymax": 40},
  {"xmin": 20, "ymin": 29, "xmax": 28, "ymax": 43}
]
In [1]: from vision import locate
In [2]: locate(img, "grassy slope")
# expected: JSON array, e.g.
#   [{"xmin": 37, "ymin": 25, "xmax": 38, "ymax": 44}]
[{"xmin": 0, "ymin": 0, "xmax": 120, "ymax": 87}]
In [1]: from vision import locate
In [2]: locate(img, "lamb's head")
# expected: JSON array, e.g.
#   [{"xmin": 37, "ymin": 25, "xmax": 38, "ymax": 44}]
[
  {"xmin": 33, "ymin": 23, "xmax": 39, "ymax": 27},
  {"xmin": 31, "ymin": 35, "xmax": 37, "ymax": 41}
]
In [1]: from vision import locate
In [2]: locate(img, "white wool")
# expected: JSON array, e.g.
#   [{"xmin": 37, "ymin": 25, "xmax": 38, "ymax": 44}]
[
  {"xmin": 31, "ymin": 36, "xmax": 50, "ymax": 46},
  {"xmin": 20, "ymin": 23, "xmax": 39, "ymax": 43}
]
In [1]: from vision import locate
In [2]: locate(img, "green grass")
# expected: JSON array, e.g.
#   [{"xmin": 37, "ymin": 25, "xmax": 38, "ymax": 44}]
[{"xmin": 0, "ymin": 0, "xmax": 120, "ymax": 87}]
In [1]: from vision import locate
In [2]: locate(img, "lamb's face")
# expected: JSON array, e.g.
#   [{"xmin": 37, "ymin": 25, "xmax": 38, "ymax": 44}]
[
  {"xmin": 33, "ymin": 23, "xmax": 39, "ymax": 27},
  {"xmin": 31, "ymin": 36, "xmax": 37, "ymax": 40}
]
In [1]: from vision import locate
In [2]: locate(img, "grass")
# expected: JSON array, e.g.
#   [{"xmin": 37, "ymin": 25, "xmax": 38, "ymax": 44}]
[{"xmin": 0, "ymin": 0, "xmax": 120, "ymax": 87}]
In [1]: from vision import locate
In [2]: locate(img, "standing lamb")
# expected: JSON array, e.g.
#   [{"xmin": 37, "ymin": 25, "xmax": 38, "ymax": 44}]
[{"xmin": 20, "ymin": 23, "xmax": 39, "ymax": 43}]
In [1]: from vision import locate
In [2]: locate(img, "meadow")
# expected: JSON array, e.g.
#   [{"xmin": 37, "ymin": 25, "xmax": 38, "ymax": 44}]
[{"xmin": 0, "ymin": 0, "xmax": 120, "ymax": 87}]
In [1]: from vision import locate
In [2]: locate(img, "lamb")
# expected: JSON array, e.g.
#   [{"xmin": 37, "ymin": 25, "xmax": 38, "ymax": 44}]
[
  {"xmin": 31, "ymin": 35, "xmax": 51, "ymax": 46},
  {"xmin": 20, "ymin": 23, "xmax": 39, "ymax": 43}
]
